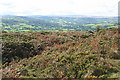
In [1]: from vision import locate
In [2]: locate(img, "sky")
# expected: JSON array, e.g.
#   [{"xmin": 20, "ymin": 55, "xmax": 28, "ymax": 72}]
[{"xmin": 0, "ymin": 0, "xmax": 119, "ymax": 16}]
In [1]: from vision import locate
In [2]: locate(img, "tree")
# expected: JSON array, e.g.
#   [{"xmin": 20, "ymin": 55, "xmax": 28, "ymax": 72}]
[
  {"xmin": 2, "ymin": 31, "xmax": 8, "ymax": 33},
  {"xmin": 96, "ymin": 26, "xmax": 100, "ymax": 32}
]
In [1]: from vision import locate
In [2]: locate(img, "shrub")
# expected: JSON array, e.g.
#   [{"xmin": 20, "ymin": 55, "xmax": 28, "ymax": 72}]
[
  {"xmin": 80, "ymin": 34, "xmax": 89, "ymax": 38},
  {"xmin": 2, "ymin": 31, "xmax": 8, "ymax": 33},
  {"xmin": 96, "ymin": 26, "xmax": 100, "ymax": 32}
]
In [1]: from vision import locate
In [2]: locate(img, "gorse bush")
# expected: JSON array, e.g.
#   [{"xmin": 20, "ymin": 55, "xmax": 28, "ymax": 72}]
[
  {"xmin": 2, "ymin": 28, "xmax": 120, "ymax": 79},
  {"xmin": 2, "ymin": 31, "xmax": 8, "ymax": 33}
]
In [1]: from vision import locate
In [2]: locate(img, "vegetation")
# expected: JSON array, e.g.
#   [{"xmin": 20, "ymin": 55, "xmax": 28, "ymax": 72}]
[
  {"xmin": 2, "ymin": 27, "xmax": 120, "ymax": 79},
  {"xmin": 1, "ymin": 15, "xmax": 118, "ymax": 32}
]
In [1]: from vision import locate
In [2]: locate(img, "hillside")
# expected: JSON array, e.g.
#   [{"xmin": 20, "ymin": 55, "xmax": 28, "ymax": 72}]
[
  {"xmin": 2, "ymin": 28, "xmax": 120, "ymax": 79},
  {"xmin": 1, "ymin": 15, "xmax": 117, "ymax": 32}
]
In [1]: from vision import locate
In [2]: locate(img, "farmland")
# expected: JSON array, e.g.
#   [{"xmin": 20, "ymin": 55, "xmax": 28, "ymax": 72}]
[{"xmin": 1, "ymin": 15, "xmax": 117, "ymax": 32}]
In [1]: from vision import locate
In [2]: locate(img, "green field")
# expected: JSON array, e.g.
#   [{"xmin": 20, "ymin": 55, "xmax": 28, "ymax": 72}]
[{"xmin": 1, "ymin": 15, "xmax": 118, "ymax": 32}]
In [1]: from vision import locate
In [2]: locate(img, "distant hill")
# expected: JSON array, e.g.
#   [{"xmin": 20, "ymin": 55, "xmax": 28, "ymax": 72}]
[{"xmin": 1, "ymin": 15, "xmax": 118, "ymax": 32}]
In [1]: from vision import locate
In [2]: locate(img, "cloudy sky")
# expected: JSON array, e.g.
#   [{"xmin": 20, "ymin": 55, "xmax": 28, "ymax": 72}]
[{"xmin": 0, "ymin": 0, "xmax": 119, "ymax": 16}]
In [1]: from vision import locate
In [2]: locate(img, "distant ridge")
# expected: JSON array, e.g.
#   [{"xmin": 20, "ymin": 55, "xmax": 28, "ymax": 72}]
[
  {"xmin": 51, "ymin": 15, "xmax": 118, "ymax": 18},
  {"xmin": 1, "ymin": 15, "xmax": 118, "ymax": 18}
]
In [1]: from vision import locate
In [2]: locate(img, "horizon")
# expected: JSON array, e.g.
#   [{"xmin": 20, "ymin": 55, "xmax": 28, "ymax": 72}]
[{"xmin": 1, "ymin": 14, "xmax": 118, "ymax": 18}]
